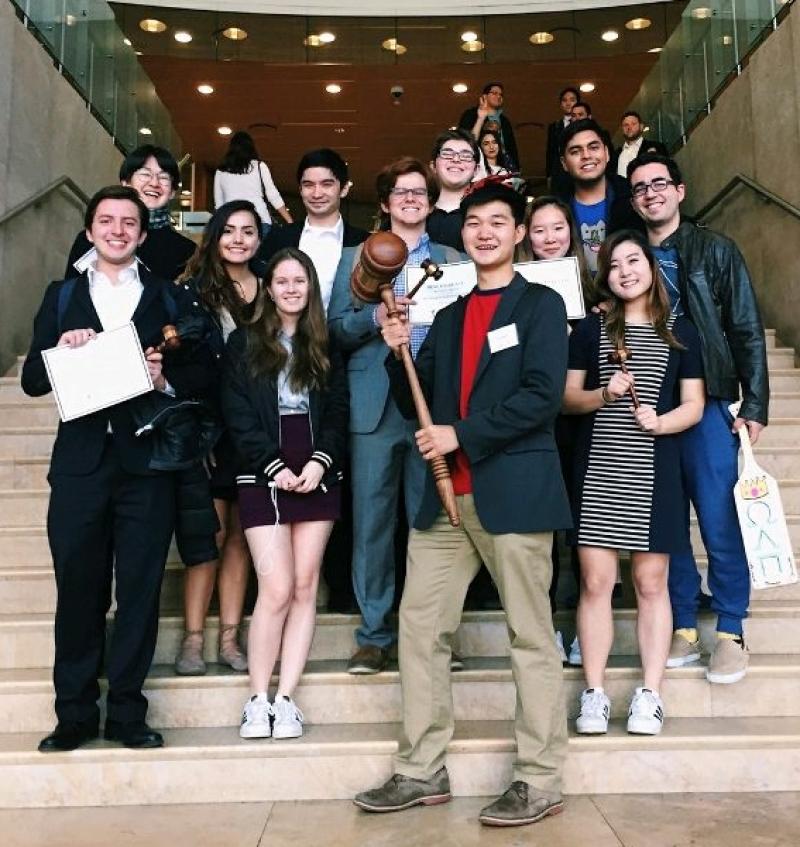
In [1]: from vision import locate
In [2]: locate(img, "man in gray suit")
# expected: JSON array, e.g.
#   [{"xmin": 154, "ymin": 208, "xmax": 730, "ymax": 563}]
[{"xmin": 329, "ymin": 157, "xmax": 464, "ymax": 674}]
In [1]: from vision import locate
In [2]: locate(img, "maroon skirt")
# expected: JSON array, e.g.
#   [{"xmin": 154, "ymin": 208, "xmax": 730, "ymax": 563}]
[{"xmin": 238, "ymin": 414, "xmax": 341, "ymax": 529}]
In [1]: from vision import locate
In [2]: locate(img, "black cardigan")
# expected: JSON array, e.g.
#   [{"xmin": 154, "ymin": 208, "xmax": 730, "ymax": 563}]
[{"xmin": 221, "ymin": 327, "xmax": 349, "ymax": 486}]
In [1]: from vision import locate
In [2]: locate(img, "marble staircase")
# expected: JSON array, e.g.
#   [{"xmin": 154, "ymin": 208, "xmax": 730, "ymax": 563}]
[{"xmin": 2, "ymin": 332, "xmax": 800, "ymax": 808}]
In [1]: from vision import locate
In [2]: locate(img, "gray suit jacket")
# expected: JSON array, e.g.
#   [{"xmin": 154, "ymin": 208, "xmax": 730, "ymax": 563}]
[{"xmin": 328, "ymin": 240, "xmax": 464, "ymax": 434}]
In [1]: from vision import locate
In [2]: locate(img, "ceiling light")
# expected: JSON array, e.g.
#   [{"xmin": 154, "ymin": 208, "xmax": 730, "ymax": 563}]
[
  {"xmin": 626, "ymin": 17, "xmax": 652, "ymax": 31},
  {"xmin": 304, "ymin": 34, "xmax": 321, "ymax": 47},
  {"xmin": 452, "ymin": 83, "xmax": 468, "ymax": 94},
  {"xmin": 691, "ymin": 7, "xmax": 712, "ymax": 19},
  {"xmin": 180, "ymin": 199, "xmax": 191, "ymax": 207},
  {"xmin": 381, "ymin": 38, "xmax": 407, "ymax": 54},
  {"xmin": 217, "ymin": 126, "xmax": 232, "ymax": 136},
  {"xmin": 174, "ymin": 31, "xmax": 193, "ymax": 44},
  {"xmin": 643, "ymin": 125, "xmax": 651, "ymax": 133},
  {"xmin": 326, "ymin": 83, "xmax": 342, "ymax": 94},
  {"xmin": 181, "ymin": 190, "xmax": 191, "ymax": 197},
  {"xmin": 334, "ymin": 127, "xmax": 345, "ymax": 134},
  {"xmin": 135, "ymin": 50, "xmax": 143, "ymax": 56},
  {"xmin": 197, "ymin": 84, "xmax": 214, "ymax": 95},
  {"xmin": 139, "ymin": 19, "xmax": 166, "ymax": 34},
  {"xmin": 222, "ymin": 27, "xmax": 247, "ymax": 41},
  {"xmin": 648, "ymin": 46, "xmax": 663, "ymax": 53},
  {"xmin": 461, "ymin": 30, "xmax": 479, "ymax": 42},
  {"xmin": 601, "ymin": 29, "xmax": 620, "ymax": 42},
  {"xmin": 139, "ymin": 127, "xmax": 152, "ymax": 136},
  {"xmin": 461, "ymin": 40, "xmax": 484, "ymax": 53},
  {"xmin": 123, "ymin": 38, "xmax": 132, "ymax": 47},
  {"xmin": 318, "ymin": 31, "xmax": 336, "ymax": 43},
  {"xmin": 579, "ymin": 82, "xmax": 595, "ymax": 93},
  {"xmin": 529, "ymin": 32, "xmax": 554, "ymax": 45}
]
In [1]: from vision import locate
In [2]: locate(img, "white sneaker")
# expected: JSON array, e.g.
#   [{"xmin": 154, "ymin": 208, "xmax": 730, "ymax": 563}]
[
  {"xmin": 568, "ymin": 636, "xmax": 583, "ymax": 667},
  {"xmin": 627, "ymin": 687, "xmax": 665, "ymax": 735},
  {"xmin": 272, "ymin": 695, "xmax": 304, "ymax": 739},
  {"xmin": 576, "ymin": 688, "xmax": 610, "ymax": 735},
  {"xmin": 555, "ymin": 631, "xmax": 568, "ymax": 664},
  {"xmin": 240, "ymin": 693, "xmax": 272, "ymax": 739}
]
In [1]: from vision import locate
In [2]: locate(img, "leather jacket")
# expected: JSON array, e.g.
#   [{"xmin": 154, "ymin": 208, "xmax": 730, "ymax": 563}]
[{"xmin": 663, "ymin": 221, "xmax": 769, "ymax": 424}]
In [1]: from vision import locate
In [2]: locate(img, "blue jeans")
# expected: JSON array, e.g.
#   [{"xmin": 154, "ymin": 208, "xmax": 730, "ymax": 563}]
[{"xmin": 669, "ymin": 399, "xmax": 750, "ymax": 635}]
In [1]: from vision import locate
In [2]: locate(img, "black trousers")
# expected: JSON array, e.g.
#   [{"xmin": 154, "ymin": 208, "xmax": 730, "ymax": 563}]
[{"xmin": 47, "ymin": 442, "xmax": 175, "ymax": 725}]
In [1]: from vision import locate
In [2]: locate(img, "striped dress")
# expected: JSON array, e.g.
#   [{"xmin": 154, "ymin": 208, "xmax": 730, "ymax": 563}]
[{"xmin": 568, "ymin": 313, "xmax": 703, "ymax": 553}]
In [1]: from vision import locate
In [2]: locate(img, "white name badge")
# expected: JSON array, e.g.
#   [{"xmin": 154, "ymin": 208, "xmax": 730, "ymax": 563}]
[{"xmin": 487, "ymin": 323, "xmax": 519, "ymax": 354}]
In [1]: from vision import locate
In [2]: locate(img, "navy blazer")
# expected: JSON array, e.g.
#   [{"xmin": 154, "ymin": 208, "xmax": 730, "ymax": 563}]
[
  {"xmin": 387, "ymin": 275, "xmax": 572, "ymax": 534},
  {"xmin": 21, "ymin": 269, "xmax": 210, "ymax": 477}
]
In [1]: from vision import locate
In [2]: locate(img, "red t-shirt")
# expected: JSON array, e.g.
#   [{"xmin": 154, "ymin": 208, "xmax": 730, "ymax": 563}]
[{"xmin": 451, "ymin": 289, "xmax": 502, "ymax": 495}]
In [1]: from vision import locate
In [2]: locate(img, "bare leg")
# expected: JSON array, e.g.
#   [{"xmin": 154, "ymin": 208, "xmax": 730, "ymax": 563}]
[
  {"xmin": 276, "ymin": 521, "xmax": 334, "ymax": 698},
  {"xmin": 631, "ymin": 551, "xmax": 671, "ymax": 692},
  {"xmin": 217, "ymin": 502, "xmax": 250, "ymax": 629},
  {"xmin": 576, "ymin": 546, "xmax": 618, "ymax": 690}
]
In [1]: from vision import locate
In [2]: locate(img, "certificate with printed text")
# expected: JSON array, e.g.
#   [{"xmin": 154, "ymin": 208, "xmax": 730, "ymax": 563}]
[
  {"xmin": 513, "ymin": 256, "xmax": 586, "ymax": 320},
  {"xmin": 42, "ymin": 322, "xmax": 153, "ymax": 422}
]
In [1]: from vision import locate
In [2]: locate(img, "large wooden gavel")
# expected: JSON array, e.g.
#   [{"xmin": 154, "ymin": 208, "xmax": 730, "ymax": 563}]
[
  {"xmin": 607, "ymin": 347, "xmax": 640, "ymax": 409},
  {"xmin": 352, "ymin": 232, "xmax": 460, "ymax": 527}
]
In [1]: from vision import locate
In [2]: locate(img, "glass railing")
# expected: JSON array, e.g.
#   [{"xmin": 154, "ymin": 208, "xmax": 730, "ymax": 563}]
[
  {"xmin": 10, "ymin": 0, "xmax": 180, "ymax": 154},
  {"xmin": 625, "ymin": 0, "xmax": 793, "ymax": 150}
]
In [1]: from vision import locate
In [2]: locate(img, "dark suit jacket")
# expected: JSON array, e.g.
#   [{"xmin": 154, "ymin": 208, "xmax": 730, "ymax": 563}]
[
  {"xmin": 386, "ymin": 275, "xmax": 572, "ymax": 534},
  {"xmin": 21, "ymin": 269, "xmax": 210, "ymax": 477},
  {"xmin": 256, "ymin": 219, "xmax": 368, "ymax": 265},
  {"xmin": 545, "ymin": 118, "xmax": 569, "ymax": 180}
]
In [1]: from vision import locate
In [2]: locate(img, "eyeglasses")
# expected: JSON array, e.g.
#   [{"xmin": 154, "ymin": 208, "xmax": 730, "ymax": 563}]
[
  {"xmin": 131, "ymin": 169, "xmax": 173, "ymax": 186},
  {"xmin": 389, "ymin": 187, "xmax": 429, "ymax": 198},
  {"xmin": 438, "ymin": 149, "xmax": 477, "ymax": 163},
  {"xmin": 631, "ymin": 177, "xmax": 676, "ymax": 198}
]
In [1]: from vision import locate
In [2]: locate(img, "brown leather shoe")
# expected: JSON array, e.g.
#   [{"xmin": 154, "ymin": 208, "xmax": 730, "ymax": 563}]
[
  {"xmin": 354, "ymin": 767, "xmax": 451, "ymax": 812},
  {"xmin": 347, "ymin": 645, "xmax": 389, "ymax": 674},
  {"xmin": 478, "ymin": 781, "xmax": 564, "ymax": 827}
]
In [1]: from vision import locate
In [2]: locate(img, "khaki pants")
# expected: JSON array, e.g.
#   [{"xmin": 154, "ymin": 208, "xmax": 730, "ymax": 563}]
[{"xmin": 394, "ymin": 494, "xmax": 567, "ymax": 792}]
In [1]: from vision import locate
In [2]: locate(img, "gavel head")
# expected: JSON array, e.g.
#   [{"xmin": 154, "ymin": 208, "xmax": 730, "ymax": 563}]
[
  {"xmin": 351, "ymin": 231, "xmax": 408, "ymax": 303},
  {"xmin": 160, "ymin": 324, "xmax": 181, "ymax": 352},
  {"xmin": 607, "ymin": 347, "xmax": 631, "ymax": 366},
  {"xmin": 420, "ymin": 258, "xmax": 444, "ymax": 281}
]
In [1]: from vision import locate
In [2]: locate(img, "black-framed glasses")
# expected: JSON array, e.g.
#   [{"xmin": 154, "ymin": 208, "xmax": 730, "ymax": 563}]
[
  {"xmin": 389, "ymin": 187, "xmax": 429, "ymax": 198},
  {"xmin": 438, "ymin": 149, "xmax": 477, "ymax": 163},
  {"xmin": 631, "ymin": 177, "xmax": 676, "ymax": 198}
]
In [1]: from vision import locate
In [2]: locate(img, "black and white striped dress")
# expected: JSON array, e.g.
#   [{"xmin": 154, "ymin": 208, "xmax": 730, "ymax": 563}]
[{"xmin": 568, "ymin": 313, "xmax": 703, "ymax": 553}]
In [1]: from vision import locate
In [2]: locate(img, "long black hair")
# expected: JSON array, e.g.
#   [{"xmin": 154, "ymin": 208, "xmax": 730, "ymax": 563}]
[{"xmin": 219, "ymin": 131, "xmax": 261, "ymax": 174}]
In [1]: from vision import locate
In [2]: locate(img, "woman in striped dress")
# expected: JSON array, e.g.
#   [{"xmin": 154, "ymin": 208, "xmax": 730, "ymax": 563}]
[{"xmin": 563, "ymin": 230, "xmax": 704, "ymax": 736}]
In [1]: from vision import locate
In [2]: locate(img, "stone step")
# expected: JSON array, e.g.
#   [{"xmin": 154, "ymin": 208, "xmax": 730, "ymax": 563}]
[
  {"xmin": 766, "ymin": 371, "xmax": 800, "ymax": 392},
  {"xmin": 2, "ymin": 716, "xmax": 799, "ymax": 807},
  {"xmin": 0, "ymin": 430, "xmax": 54, "ymax": 458},
  {"xmin": 1, "ymin": 605, "xmax": 798, "ymax": 671},
  {"xmin": 2, "ymin": 655, "xmax": 799, "ymax": 734},
  {"xmin": 0, "ymin": 402, "xmax": 57, "ymax": 427},
  {"xmin": 770, "ymin": 393, "xmax": 800, "ymax": 417},
  {"xmin": 0, "ymin": 458, "xmax": 49, "ymax": 489},
  {"xmin": 768, "ymin": 348, "xmax": 797, "ymax": 368}
]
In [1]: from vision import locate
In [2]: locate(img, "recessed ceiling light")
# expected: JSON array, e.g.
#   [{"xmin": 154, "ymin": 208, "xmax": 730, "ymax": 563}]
[
  {"xmin": 334, "ymin": 127, "xmax": 345, "ymax": 134},
  {"xmin": 318, "ymin": 31, "xmax": 336, "ymax": 44},
  {"xmin": 139, "ymin": 19, "xmax": 166, "ymax": 34},
  {"xmin": 139, "ymin": 127, "xmax": 152, "ymax": 136},
  {"xmin": 648, "ymin": 46, "xmax": 663, "ymax": 53},
  {"xmin": 222, "ymin": 27, "xmax": 247, "ymax": 41},
  {"xmin": 304, "ymin": 34, "xmax": 321, "ymax": 47},
  {"xmin": 461, "ymin": 30, "xmax": 479, "ymax": 42},
  {"xmin": 452, "ymin": 83, "xmax": 468, "ymax": 94},
  {"xmin": 625, "ymin": 17, "xmax": 652, "ymax": 31},
  {"xmin": 691, "ymin": 7, "xmax": 712, "ymax": 19},
  {"xmin": 326, "ymin": 83, "xmax": 342, "ymax": 94},
  {"xmin": 217, "ymin": 126, "xmax": 232, "ymax": 136},
  {"xmin": 580, "ymin": 82, "xmax": 596, "ymax": 93},
  {"xmin": 181, "ymin": 189, "xmax": 192, "ymax": 197},
  {"xmin": 601, "ymin": 29, "xmax": 620, "ymax": 42},
  {"xmin": 135, "ymin": 50, "xmax": 143, "ymax": 56},
  {"xmin": 197, "ymin": 84, "xmax": 214, "ymax": 95},
  {"xmin": 529, "ymin": 32, "xmax": 554, "ymax": 45},
  {"xmin": 174, "ymin": 31, "xmax": 193, "ymax": 44},
  {"xmin": 461, "ymin": 40, "xmax": 484, "ymax": 53},
  {"xmin": 381, "ymin": 38, "xmax": 407, "ymax": 54},
  {"xmin": 123, "ymin": 37, "xmax": 132, "ymax": 47}
]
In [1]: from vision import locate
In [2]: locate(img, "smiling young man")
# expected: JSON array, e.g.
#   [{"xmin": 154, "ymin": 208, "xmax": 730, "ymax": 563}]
[
  {"xmin": 353, "ymin": 183, "xmax": 571, "ymax": 827},
  {"xmin": 628, "ymin": 153, "xmax": 769, "ymax": 685},
  {"xmin": 328, "ymin": 158, "xmax": 463, "ymax": 674},
  {"xmin": 23, "ymin": 186, "xmax": 210, "ymax": 752}
]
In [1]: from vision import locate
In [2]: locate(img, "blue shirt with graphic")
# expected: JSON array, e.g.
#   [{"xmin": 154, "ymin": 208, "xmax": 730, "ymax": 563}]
[
  {"xmin": 572, "ymin": 199, "xmax": 607, "ymax": 274},
  {"xmin": 652, "ymin": 245, "xmax": 682, "ymax": 315}
]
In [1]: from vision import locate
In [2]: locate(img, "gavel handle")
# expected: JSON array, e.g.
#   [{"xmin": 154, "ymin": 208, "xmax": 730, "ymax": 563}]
[{"xmin": 619, "ymin": 363, "xmax": 640, "ymax": 409}]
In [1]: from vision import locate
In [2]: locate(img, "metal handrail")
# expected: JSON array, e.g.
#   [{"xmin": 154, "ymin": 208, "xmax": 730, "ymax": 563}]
[
  {"xmin": 0, "ymin": 176, "xmax": 89, "ymax": 229},
  {"xmin": 695, "ymin": 173, "xmax": 800, "ymax": 223}
]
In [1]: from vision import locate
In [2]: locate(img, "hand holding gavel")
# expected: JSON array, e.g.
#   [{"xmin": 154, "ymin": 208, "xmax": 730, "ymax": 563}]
[
  {"xmin": 607, "ymin": 347, "xmax": 640, "ymax": 408},
  {"xmin": 145, "ymin": 324, "xmax": 181, "ymax": 391}
]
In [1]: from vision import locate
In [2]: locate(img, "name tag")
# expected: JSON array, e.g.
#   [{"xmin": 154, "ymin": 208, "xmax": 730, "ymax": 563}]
[{"xmin": 487, "ymin": 323, "xmax": 519, "ymax": 354}]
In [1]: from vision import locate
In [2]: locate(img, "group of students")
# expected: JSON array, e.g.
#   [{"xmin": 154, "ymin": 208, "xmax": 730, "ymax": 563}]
[{"xmin": 24, "ymin": 102, "xmax": 768, "ymax": 827}]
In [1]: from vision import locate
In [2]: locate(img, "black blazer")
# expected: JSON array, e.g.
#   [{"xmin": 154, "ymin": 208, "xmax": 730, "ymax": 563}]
[
  {"xmin": 21, "ymin": 270, "xmax": 211, "ymax": 477},
  {"xmin": 256, "ymin": 219, "xmax": 369, "ymax": 265},
  {"xmin": 387, "ymin": 275, "xmax": 572, "ymax": 534},
  {"xmin": 221, "ymin": 328, "xmax": 349, "ymax": 486}
]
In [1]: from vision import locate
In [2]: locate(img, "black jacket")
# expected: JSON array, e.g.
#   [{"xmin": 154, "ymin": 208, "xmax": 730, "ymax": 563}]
[
  {"xmin": 664, "ymin": 221, "xmax": 769, "ymax": 424},
  {"xmin": 555, "ymin": 173, "xmax": 644, "ymax": 236},
  {"xmin": 387, "ymin": 275, "xmax": 571, "ymax": 534},
  {"xmin": 458, "ymin": 108, "xmax": 520, "ymax": 172},
  {"xmin": 21, "ymin": 269, "xmax": 213, "ymax": 476},
  {"xmin": 256, "ymin": 219, "xmax": 368, "ymax": 265},
  {"xmin": 221, "ymin": 327, "xmax": 349, "ymax": 488}
]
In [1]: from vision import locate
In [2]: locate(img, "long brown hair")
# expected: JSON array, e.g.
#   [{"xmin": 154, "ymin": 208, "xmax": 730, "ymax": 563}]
[
  {"xmin": 246, "ymin": 248, "xmax": 330, "ymax": 390},
  {"xmin": 179, "ymin": 200, "xmax": 263, "ymax": 322},
  {"xmin": 594, "ymin": 229, "xmax": 683, "ymax": 350}
]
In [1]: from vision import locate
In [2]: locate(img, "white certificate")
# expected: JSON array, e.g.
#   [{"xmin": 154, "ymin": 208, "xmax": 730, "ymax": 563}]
[
  {"xmin": 41, "ymin": 323, "xmax": 154, "ymax": 422},
  {"xmin": 514, "ymin": 256, "xmax": 586, "ymax": 320},
  {"xmin": 407, "ymin": 261, "xmax": 477, "ymax": 326}
]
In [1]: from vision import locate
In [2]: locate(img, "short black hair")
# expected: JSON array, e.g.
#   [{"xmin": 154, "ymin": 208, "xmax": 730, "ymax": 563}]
[
  {"xmin": 84, "ymin": 185, "xmax": 149, "ymax": 231},
  {"xmin": 482, "ymin": 81, "xmax": 504, "ymax": 95},
  {"xmin": 559, "ymin": 118, "xmax": 608, "ymax": 156},
  {"xmin": 430, "ymin": 128, "xmax": 479, "ymax": 162},
  {"xmin": 627, "ymin": 152, "xmax": 684, "ymax": 185},
  {"xmin": 296, "ymin": 148, "xmax": 349, "ymax": 186},
  {"xmin": 571, "ymin": 101, "xmax": 592, "ymax": 116},
  {"xmin": 559, "ymin": 86, "xmax": 580, "ymax": 102},
  {"xmin": 460, "ymin": 182, "xmax": 526, "ymax": 227},
  {"xmin": 119, "ymin": 145, "xmax": 180, "ymax": 188},
  {"xmin": 622, "ymin": 110, "xmax": 642, "ymax": 122}
]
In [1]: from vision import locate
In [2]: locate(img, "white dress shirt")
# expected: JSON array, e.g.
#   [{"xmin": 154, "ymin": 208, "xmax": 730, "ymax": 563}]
[
  {"xmin": 616, "ymin": 136, "xmax": 644, "ymax": 178},
  {"xmin": 87, "ymin": 260, "xmax": 143, "ymax": 330},
  {"xmin": 298, "ymin": 215, "xmax": 345, "ymax": 310}
]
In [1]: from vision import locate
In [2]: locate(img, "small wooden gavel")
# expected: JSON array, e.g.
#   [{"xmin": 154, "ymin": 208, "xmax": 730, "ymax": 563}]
[
  {"xmin": 155, "ymin": 324, "xmax": 181, "ymax": 353},
  {"xmin": 607, "ymin": 347, "xmax": 640, "ymax": 409}
]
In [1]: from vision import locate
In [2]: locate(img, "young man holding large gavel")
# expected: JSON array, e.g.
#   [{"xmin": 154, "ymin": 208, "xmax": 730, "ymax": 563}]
[
  {"xmin": 22, "ymin": 185, "xmax": 210, "ymax": 752},
  {"xmin": 353, "ymin": 182, "xmax": 571, "ymax": 828}
]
